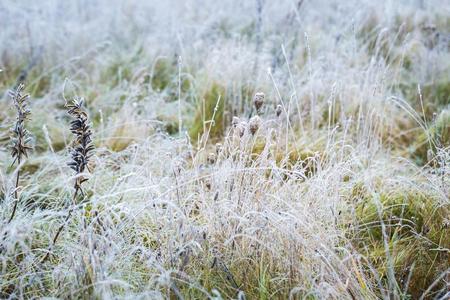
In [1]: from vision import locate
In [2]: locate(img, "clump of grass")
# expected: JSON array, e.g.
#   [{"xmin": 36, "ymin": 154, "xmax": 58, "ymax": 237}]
[
  {"xmin": 149, "ymin": 57, "xmax": 191, "ymax": 101},
  {"xmin": 189, "ymin": 83, "xmax": 225, "ymax": 143},
  {"xmin": 352, "ymin": 187, "xmax": 450, "ymax": 298},
  {"xmin": 399, "ymin": 81, "xmax": 450, "ymax": 118},
  {"xmin": 41, "ymin": 98, "xmax": 94, "ymax": 263},
  {"xmin": 28, "ymin": 108, "xmax": 66, "ymax": 152},
  {"xmin": 151, "ymin": 58, "xmax": 175, "ymax": 92},
  {"xmin": 8, "ymin": 83, "xmax": 32, "ymax": 223},
  {"xmin": 1, "ymin": 1, "xmax": 450, "ymax": 298},
  {"xmin": 409, "ymin": 108, "xmax": 450, "ymax": 165}
]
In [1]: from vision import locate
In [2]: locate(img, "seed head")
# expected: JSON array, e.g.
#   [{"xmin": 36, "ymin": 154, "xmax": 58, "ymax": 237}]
[
  {"xmin": 9, "ymin": 83, "xmax": 32, "ymax": 165},
  {"xmin": 207, "ymin": 152, "xmax": 216, "ymax": 164},
  {"xmin": 232, "ymin": 116, "xmax": 240, "ymax": 127},
  {"xmin": 249, "ymin": 116, "xmax": 261, "ymax": 135},
  {"xmin": 66, "ymin": 98, "xmax": 95, "ymax": 193},
  {"xmin": 253, "ymin": 92, "xmax": 265, "ymax": 112},
  {"xmin": 235, "ymin": 121, "xmax": 246, "ymax": 138},
  {"xmin": 276, "ymin": 104, "xmax": 282, "ymax": 117},
  {"xmin": 205, "ymin": 180, "xmax": 211, "ymax": 190},
  {"xmin": 215, "ymin": 143, "xmax": 223, "ymax": 155}
]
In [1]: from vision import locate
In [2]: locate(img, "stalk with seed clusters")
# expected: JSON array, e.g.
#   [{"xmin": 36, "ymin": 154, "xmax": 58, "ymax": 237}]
[
  {"xmin": 8, "ymin": 83, "xmax": 32, "ymax": 223},
  {"xmin": 41, "ymin": 98, "xmax": 94, "ymax": 263},
  {"xmin": 66, "ymin": 98, "xmax": 95, "ymax": 193}
]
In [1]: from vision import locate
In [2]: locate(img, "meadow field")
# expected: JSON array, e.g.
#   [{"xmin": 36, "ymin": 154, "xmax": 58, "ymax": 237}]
[{"xmin": 0, "ymin": 0, "xmax": 449, "ymax": 299}]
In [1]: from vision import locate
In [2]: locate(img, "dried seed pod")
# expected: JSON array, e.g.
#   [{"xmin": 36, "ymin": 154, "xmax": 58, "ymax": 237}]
[
  {"xmin": 253, "ymin": 92, "xmax": 265, "ymax": 112},
  {"xmin": 249, "ymin": 116, "xmax": 261, "ymax": 135},
  {"xmin": 207, "ymin": 152, "xmax": 216, "ymax": 164},
  {"xmin": 205, "ymin": 179, "xmax": 211, "ymax": 190},
  {"xmin": 232, "ymin": 116, "xmax": 240, "ymax": 127},
  {"xmin": 235, "ymin": 122, "xmax": 246, "ymax": 138},
  {"xmin": 215, "ymin": 143, "xmax": 223, "ymax": 155},
  {"xmin": 276, "ymin": 104, "xmax": 282, "ymax": 117}
]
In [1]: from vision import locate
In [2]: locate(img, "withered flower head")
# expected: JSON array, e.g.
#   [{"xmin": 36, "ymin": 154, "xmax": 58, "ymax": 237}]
[
  {"xmin": 235, "ymin": 121, "xmax": 246, "ymax": 138},
  {"xmin": 249, "ymin": 115, "xmax": 261, "ymax": 135},
  {"xmin": 253, "ymin": 92, "xmax": 265, "ymax": 112},
  {"xmin": 66, "ymin": 98, "xmax": 94, "ymax": 193},
  {"xmin": 215, "ymin": 143, "xmax": 223, "ymax": 155},
  {"xmin": 276, "ymin": 104, "xmax": 282, "ymax": 117},
  {"xmin": 207, "ymin": 152, "xmax": 216, "ymax": 164},
  {"xmin": 10, "ymin": 83, "xmax": 32, "ymax": 165},
  {"xmin": 232, "ymin": 116, "xmax": 240, "ymax": 127}
]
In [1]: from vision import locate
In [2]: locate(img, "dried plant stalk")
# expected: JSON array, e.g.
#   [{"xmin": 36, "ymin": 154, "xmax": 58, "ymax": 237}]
[
  {"xmin": 8, "ymin": 83, "xmax": 32, "ymax": 223},
  {"xmin": 41, "ymin": 98, "xmax": 94, "ymax": 263},
  {"xmin": 66, "ymin": 98, "xmax": 95, "ymax": 193}
]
